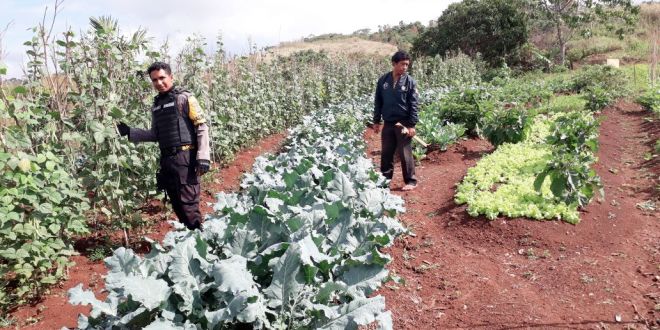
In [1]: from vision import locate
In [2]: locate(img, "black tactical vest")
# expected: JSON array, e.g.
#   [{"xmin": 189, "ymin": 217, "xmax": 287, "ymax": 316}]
[{"xmin": 152, "ymin": 88, "xmax": 196, "ymax": 149}]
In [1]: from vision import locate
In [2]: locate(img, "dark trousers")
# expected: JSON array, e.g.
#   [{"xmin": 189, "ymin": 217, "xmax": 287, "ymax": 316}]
[
  {"xmin": 381, "ymin": 122, "xmax": 417, "ymax": 185},
  {"xmin": 159, "ymin": 149, "xmax": 202, "ymax": 230}
]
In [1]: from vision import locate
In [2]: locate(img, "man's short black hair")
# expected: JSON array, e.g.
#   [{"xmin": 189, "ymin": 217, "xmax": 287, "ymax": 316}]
[
  {"xmin": 391, "ymin": 51, "xmax": 411, "ymax": 64},
  {"xmin": 147, "ymin": 61, "xmax": 172, "ymax": 75}
]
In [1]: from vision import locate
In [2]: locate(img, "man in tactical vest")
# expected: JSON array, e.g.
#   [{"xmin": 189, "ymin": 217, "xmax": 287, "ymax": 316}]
[{"xmin": 116, "ymin": 61, "xmax": 211, "ymax": 230}]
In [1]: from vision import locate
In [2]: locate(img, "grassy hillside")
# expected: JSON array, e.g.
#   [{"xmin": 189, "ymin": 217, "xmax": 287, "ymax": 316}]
[
  {"xmin": 266, "ymin": 2, "xmax": 658, "ymax": 72},
  {"xmin": 265, "ymin": 37, "xmax": 396, "ymax": 59},
  {"xmin": 535, "ymin": 2, "xmax": 659, "ymax": 66}
]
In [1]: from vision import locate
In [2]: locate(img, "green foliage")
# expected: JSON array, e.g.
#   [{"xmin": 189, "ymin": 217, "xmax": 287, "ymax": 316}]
[
  {"xmin": 532, "ymin": 0, "xmax": 640, "ymax": 65},
  {"xmin": 411, "ymin": 53, "xmax": 483, "ymax": 89},
  {"xmin": 412, "ymin": 0, "xmax": 528, "ymax": 67},
  {"xmin": 482, "ymin": 63, "xmax": 513, "ymax": 82},
  {"xmin": 545, "ymin": 65, "xmax": 630, "ymax": 111},
  {"xmin": 637, "ymin": 87, "xmax": 660, "ymax": 115},
  {"xmin": 427, "ymin": 87, "xmax": 489, "ymax": 134},
  {"xmin": 569, "ymin": 65, "xmax": 630, "ymax": 95},
  {"xmin": 545, "ymin": 110, "xmax": 601, "ymax": 158},
  {"xmin": 0, "ymin": 151, "xmax": 89, "ymax": 311},
  {"xmin": 68, "ymin": 98, "xmax": 405, "ymax": 329},
  {"xmin": 568, "ymin": 65, "xmax": 630, "ymax": 111},
  {"xmin": 0, "ymin": 316, "xmax": 16, "ymax": 328},
  {"xmin": 490, "ymin": 77, "xmax": 553, "ymax": 107},
  {"xmin": 195, "ymin": 45, "xmax": 387, "ymax": 162},
  {"xmin": 455, "ymin": 115, "xmax": 581, "ymax": 223},
  {"xmin": 566, "ymin": 36, "xmax": 624, "ymax": 63},
  {"xmin": 481, "ymin": 105, "xmax": 534, "ymax": 147},
  {"xmin": 64, "ymin": 22, "xmax": 159, "ymax": 232},
  {"xmin": 538, "ymin": 94, "xmax": 586, "ymax": 114},
  {"xmin": 420, "ymin": 75, "xmax": 550, "ymax": 142},
  {"xmin": 416, "ymin": 111, "xmax": 466, "ymax": 150},
  {"xmin": 583, "ymin": 85, "xmax": 615, "ymax": 111},
  {"xmin": 535, "ymin": 111, "xmax": 603, "ymax": 207},
  {"xmin": 507, "ymin": 43, "xmax": 553, "ymax": 72}
]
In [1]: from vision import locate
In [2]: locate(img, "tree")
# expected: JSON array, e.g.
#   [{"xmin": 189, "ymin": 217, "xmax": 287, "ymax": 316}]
[
  {"xmin": 535, "ymin": 0, "xmax": 639, "ymax": 65},
  {"xmin": 361, "ymin": 21, "xmax": 426, "ymax": 51},
  {"xmin": 412, "ymin": 0, "xmax": 528, "ymax": 67}
]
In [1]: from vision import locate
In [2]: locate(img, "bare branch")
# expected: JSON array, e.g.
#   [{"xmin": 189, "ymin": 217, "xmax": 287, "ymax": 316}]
[{"xmin": 0, "ymin": 21, "xmax": 14, "ymax": 85}]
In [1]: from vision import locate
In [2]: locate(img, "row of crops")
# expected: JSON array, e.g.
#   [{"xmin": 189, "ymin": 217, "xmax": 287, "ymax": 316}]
[
  {"xmin": 0, "ymin": 18, "xmax": 483, "ymax": 313},
  {"xmin": 67, "ymin": 97, "xmax": 408, "ymax": 329},
  {"xmin": 413, "ymin": 65, "xmax": 634, "ymax": 223}
]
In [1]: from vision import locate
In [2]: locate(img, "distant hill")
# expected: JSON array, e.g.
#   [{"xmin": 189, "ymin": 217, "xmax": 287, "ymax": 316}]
[
  {"xmin": 303, "ymin": 21, "xmax": 427, "ymax": 51},
  {"xmin": 265, "ymin": 36, "xmax": 397, "ymax": 59}
]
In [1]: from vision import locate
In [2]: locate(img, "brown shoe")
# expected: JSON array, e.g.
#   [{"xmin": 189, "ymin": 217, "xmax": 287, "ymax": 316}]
[{"xmin": 401, "ymin": 184, "xmax": 417, "ymax": 191}]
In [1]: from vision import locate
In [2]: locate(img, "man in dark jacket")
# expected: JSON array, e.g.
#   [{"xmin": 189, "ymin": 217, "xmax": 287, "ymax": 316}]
[
  {"xmin": 372, "ymin": 51, "xmax": 419, "ymax": 191},
  {"xmin": 116, "ymin": 61, "xmax": 211, "ymax": 230}
]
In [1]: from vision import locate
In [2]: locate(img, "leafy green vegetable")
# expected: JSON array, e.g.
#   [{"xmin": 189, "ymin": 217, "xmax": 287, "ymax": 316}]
[{"xmin": 68, "ymin": 98, "xmax": 407, "ymax": 329}]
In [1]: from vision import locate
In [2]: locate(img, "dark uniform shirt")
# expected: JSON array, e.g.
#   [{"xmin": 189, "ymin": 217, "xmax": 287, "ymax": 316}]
[{"xmin": 373, "ymin": 72, "xmax": 419, "ymax": 128}]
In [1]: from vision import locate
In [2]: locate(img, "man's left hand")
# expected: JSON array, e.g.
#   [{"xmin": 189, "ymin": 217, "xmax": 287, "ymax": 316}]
[
  {"xmin": 197, "ymin": 159, "xmax": 210, "ymax": 176},
  {"xmin": 407, "ymin": 127, "xmax": 416, "ymax": 137}
]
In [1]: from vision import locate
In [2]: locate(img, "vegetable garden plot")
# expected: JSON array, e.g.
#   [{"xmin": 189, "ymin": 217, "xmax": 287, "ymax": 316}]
[
  {"xmin": 67, "ymin": 97, "xmax": 407, "ymax": 329},
  {"xmin": 455, "ymin": 113, "xmax": 600, "ymax": 223}
]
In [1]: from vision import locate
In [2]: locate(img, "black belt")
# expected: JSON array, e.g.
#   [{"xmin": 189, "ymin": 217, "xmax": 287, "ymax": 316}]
[{"xmin": 160, "ymin": 144, "xmax": 194, "ymax": 156}]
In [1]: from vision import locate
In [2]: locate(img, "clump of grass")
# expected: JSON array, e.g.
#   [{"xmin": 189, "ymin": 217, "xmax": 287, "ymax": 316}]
[
  {"xmin": 522, "ymin": 270, "xmax": 538, "ymax": 281},
  {"xmin": 0, "ymin": 316, "xmax": 16, "ymax": 328},
  {"xmin": 567, "ymin": 37, "xmax": 625, "ymax": 63},
  {"xmin": 580, "ymin": 273, "xmax": 595, "ymax": 284},
  {"xmin": 538, "ymin": 95, "xmax": 586, "ymax": 114}
]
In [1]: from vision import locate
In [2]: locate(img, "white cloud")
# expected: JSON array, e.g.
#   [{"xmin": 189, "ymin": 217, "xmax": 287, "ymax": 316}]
[{"xmin": 1, "ymin": 0, "xmax": 458, "ymax": 78}]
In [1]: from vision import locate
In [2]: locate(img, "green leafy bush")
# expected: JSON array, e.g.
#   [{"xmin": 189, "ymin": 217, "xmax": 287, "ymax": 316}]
[
  {"xmin": 537, "ymin": 95, "xmax": 586, "ymax": 114},
  {"xmin": 428, "ymin": 88, "xmax": 489, "ymax": 134},
  {"xmin": 569, "ymin": 65, "xmax": 629, "ymax": 96},
  {"xmin": 583, "ymin": 85, "xmax": 615, "ymax": 111},
  {"xmin": 492, "ymin": 79, "xmax": 553, "ymax": 108},
  {"xmin": 412, "ymin": 0, "xmax": 528, "ymax": 67},
  {"xmin": 0, "ymin": 151, "xmax": 89, "ymax": 311},
  {"xmin": 417, "ymin": 110, "xmax": 466, "ymax": 150},
  {"xmin": 535, "ymin": 111, "xmax": 603, "ymax": 208},
  {"xmin": 412, "ymin": 53, "xmax": 483, "ymax": 89},
  {"xmin": 481, "ymin": 105, "xmax": 534, "ymax": 147},
  {"xmin": 637, "ymin": 87, "xmax": 660, "ymax": 115}
]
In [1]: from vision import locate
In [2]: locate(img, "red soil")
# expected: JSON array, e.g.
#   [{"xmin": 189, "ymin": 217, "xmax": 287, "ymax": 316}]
[{"xmin": 368, "ymin": 101, "xmax": 659, "ymax": 329}]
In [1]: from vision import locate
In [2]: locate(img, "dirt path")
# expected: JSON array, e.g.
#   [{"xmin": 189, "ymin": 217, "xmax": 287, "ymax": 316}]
[
  {"xmin": 2, "ymin": 133, "xmax": 287, "ymax": 330},
  {"xmin": 369, "ymin": 101, "xmax": 659, "ymax": 329}
]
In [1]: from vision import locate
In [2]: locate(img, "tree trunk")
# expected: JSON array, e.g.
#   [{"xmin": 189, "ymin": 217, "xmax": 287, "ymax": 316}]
[
  {"xmin": 557, "ymin": 22, "xmax": 566, "ymax": 66},
  {"xmin": 652, "ymin": 28, "xmax": 658, "ymax": 87}
]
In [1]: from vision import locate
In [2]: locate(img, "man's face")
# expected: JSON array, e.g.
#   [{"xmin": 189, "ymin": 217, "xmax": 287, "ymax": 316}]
[
  {"xmin": 150, "ymin": 69, "xmax": 174, "ymax": 93},
  {"xmin": 392, "ymin": 59, "xmax": 410, "ymax": 76}
]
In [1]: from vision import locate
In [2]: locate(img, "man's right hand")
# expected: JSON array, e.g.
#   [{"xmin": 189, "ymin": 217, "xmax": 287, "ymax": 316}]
[
  {"xmin": 117, "ymin": 122, "xmax": 130, "ymax": 137},
  {"xmin": 372, "ymin": 123, "xmax": 381, "ymax": 133}
]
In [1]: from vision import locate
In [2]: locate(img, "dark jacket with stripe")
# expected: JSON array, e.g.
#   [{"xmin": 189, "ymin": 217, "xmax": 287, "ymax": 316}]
[{"xmin": 373, "ymin": 72, "xmax": 419, "ymax": 128}]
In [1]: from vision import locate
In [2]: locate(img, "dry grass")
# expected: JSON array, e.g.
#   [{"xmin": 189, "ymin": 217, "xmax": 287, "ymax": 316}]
[
  {"xmin": 263, "ymin": 37, "xmax": 396, "ymax": 60},
  {"xmin": 640, "ymin": 2, "xmax": 660, "ymax": 28}
]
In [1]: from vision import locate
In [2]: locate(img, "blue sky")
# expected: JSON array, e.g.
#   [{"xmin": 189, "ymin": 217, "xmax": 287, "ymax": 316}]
[{"xmin": 0, "ymin": 0, "xmax": 459, "ymax": 78}]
